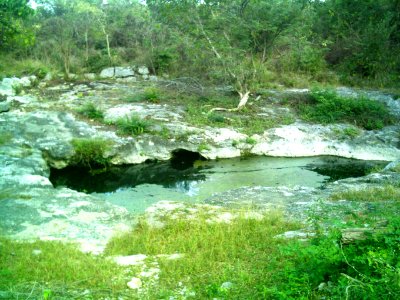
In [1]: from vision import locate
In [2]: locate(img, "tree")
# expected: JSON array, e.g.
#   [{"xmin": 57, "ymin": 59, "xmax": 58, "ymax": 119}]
[
  {"xmin": 313, "ymin": 0, "xmax": 400, "ymax": 79},
  {"xmin": 147, "ymin": 0, "xmax": 306, "ymax": 110},
  {"xmin": 0, "ymin": 0, "xmax": 34, "ymax": 50}
]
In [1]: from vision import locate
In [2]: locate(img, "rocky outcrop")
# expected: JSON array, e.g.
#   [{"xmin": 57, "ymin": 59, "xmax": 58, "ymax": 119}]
[
  {"xmin": 251, "ymin": 123, "xmax": 400, "ymax": 161},
  {"xmin": 99, "ymin": 66, "xmax": 156, "ymax": 81},
  {"xmin": 0, "ymin": 76, "xmax": 36, "ymax": 96},
  {"xmin": 1, "ymin": 76, "xmax": 399, "ymax": 253},
  {"xmin": 0, "ymin": 142, "xmax": 131, "ymax": 254},
  {"xmin": 100, "ymin": 67, "xmax": 135, "ymax": 79}
]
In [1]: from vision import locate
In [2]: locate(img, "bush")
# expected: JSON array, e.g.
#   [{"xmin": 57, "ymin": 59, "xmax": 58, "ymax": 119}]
[
  {"xmin": 272, "ymin": 222, "xmax": 400, "ymax": 299},
  {"xmin": 141, "ymin": 87, "xmax": 160, "ymax": 103},
  {"xmin": 77, "ymin": 102, "xmax": 104, "ymax": 120},
  {"xmin": 115, "ymin": 115, "xmax": 152, "ymax": 135},
  {"xmin": 71, "ymin": 138, "xmax": 111, "ymax": 170},
  {"xmin": 86, "ymin": 54, "xmax": 111, "ymax": 73},
  {"xmin": 295, "ymin": 89, "xmax": 395, "ymax": 130}
]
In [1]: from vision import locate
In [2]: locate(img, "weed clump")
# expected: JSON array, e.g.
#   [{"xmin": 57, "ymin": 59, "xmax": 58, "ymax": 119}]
[
  {"xmin": 127, "ymin": 87, "xmax": 161, "ymax": 103},
  {"xmin": 71, "ymin": 138, "xmax": 111, "ymax": 170},
  {"xmin": 115, "ymin": 115, "xmax": 152, "ymax": 136},
  {"xmin": 77, "ymin": 102, "xmax": 104, "ymax": 120},
  {"xmin": 293, "ymin": 89, "xmax": 395, "ymax": 130}
]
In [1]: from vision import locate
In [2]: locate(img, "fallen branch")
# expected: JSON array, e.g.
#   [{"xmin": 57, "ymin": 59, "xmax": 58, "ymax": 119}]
[{"xmin": 208, "ymin": 91, "xmax": 250, "ymax": 114}]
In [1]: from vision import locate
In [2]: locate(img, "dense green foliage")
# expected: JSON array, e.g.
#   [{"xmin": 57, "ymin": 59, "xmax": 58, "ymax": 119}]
[
  {"xmin": 0, "ymin": 0, "xmax": 34, "ymax": 50},
  {"xmin": 1, "ymin": 0, "xmax": 399, "ymax": 87},
  {"xmin": 291, "ymin": 89, "xmax": 395, "ymax": 129}
]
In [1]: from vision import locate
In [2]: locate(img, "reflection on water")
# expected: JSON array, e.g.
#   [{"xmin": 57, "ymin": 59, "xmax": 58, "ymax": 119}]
[{"xmin": 50, "ymin": 155, "xmax": 386, "ymax": 213}]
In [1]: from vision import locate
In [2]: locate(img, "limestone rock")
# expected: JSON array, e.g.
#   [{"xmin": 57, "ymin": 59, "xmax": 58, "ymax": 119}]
[
  {"xmin": 127, "ymin": 277, "xmax": 142, "ymax": 290},
  {"xmin": 113, "ymin": 254, "xmax": 147, "ymax": 266},
  {"xmin": 99, "ymin": 67, "xmax": 115, "ymax": 78},
  {"xmin": 114, "ymin": 67, "xmax": 135, "ymax": 78},
  {"xmin": 137, "ymin": 66, "xmax": 150, "ymax": 75},
  {"xmin": 116, "ymin": 77, "xmax": 137, "ymax": 83},
  {"xmin": 149, "ymin": 75, "xmax": 158, "ymax": 81},
  {"xmin": 99, "ymin": 67, "xmax": 135, "ymax": 79},
  {"xmin": 0, "ymin": 102, "xmax": 10, "ymax": 113},
  {"xmin": 0, "ymin": 77, "xmax": 21, "ymax": 96},
  {"xmin": 251, "ymin": 122, "xmax": 400, "ymax": 161},
  {"xmin": 83, "ymin": 73, "xmax": 96, "ymax": 80},
  {"xmin": 44, "ymin": 73, "xmax": 53, "ymax": 81}
]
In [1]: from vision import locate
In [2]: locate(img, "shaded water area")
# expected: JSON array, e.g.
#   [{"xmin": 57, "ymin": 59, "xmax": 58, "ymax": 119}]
[{"xmin": 50, "ymin": 155, "xmax": 386, "ymax": 213}]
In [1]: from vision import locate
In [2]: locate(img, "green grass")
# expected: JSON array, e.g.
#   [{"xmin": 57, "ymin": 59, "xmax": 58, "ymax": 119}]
[
  {"xmin": 290, "ymin": 89, "xmax": 396, "ymax": 130},
  {"xmin": 0, "ymin": 55, "xmax": 51, "ymax": 79},
  {"xmin": 114, "ymin": 115, "xmax": 153, "ymax": 136},
  {"xmin": 125, "ymin": 87, "xmax": 162, "ymax": 103},
  {"xmin": 76, "ymin": 102, "xmax": 104, "ymax": 120},
  {"xmin": 105, "ymin": 211, "xmax": 300, "ymax": 299},
  {"xmin": 11, "ymin": 83, "xmax": 23, "ymax": 95},
  {"xmin": 1, "ymin": 206, "xmax": 399, "ymax": 299},
  {"xmin": 0, "ymin": 133, "xmax": 12, "ymax": 146},
  {"xmin": 183, "ymin": 97, "xmax": 295, "ymax": 135},
  {"xmin": 390, "ymin": 163, "xmax": 400, "ymax": 173},
  {"xmin": 71, "ymin": 138, "xmax": 112, "ymax": 170},
  {"xmin": 330, "ymin": 184, "xmax": 400, "ymax": 202},
  {"xmin": 0, "ymin": 239, "xmax": 129, "ymax": 299}
]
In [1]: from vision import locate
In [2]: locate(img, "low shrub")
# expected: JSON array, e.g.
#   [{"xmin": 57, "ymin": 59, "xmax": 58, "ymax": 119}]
[
  {"xmin": 115, "ymin": 115, "xmax": 152, "ymax": 136},
  {"xmin": 207, "ymin": 112, "xmax": 226, "ymax": 123},
  {"xmin": 294, "ymin": 89, "xmax": 395, "ymax": 130},
  {"xmin": 128, "ymin": 87, "xmax": 161, "ymax": 103},
  {"xmin": 71, "ymin": 138, "xmax": 111, "ymax": 170},
  {"xmin": 273, "ymin": 220, "xmax": 400, "ymax": 299},
  {"xmin": 77, "ymin": 102, "xmax": 104, "ymax": 120}
]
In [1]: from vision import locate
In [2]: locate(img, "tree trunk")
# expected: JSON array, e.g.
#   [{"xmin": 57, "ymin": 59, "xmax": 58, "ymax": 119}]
[
  {"xmin": 105, "ymin": 33, "xmax": 111, "ymax": 63},
  {"xmin": 85, "ymin": 30, "xmax": 89, "ymax": 62},
  {"xmin": 237, "ymin": 91, "xmax": 250, "ymax": 110}
]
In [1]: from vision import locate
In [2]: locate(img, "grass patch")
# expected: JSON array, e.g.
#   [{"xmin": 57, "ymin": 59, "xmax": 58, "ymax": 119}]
[
  {"xmin": 125, "ymin": 86, "xmax": 162, "ymax": 103},
  {"xmin": 11, "ymin": 83, "xmax": 23, "ymax": 95},
  {"xmin": 0, "ymin": 189, "xmax": 13, "ymax": 201},
  {"xmin": 0, "ymin": 56, "xmax": 51, "ymax": 79},
  {"xmin": 291, "ymin": 89, "xmax": 395, "ymax": 130},
  {"xmin": 239, "ymin": 113, "xmax": 295, "ymax": 135},
  {"xmin": 1, "ymin": 205, "xmax": 399, "ymax": 299},
  {"xmin": 330, "ymin": 185, "xmax": 400, "ymax": 202},
  {"xmin": 105, "ymin": 207, "xmax": 400, "ymax": 299},
  {"xmin": 105, "ymin": 212, "xmax": 300, "ymax": 299},
  {"xmin": 183, "ymin": 97, "xmax": 295, "ymax": 135},
  {"xmin": 0, "ymin": 239, "xmax": 129, "ymax": 299},
  {"xmin": 197, "ymin": 142, "xmax": 211, "ymax": 152},
  {"xmin": 0, "ymin": 133, "xmax": 12, "ymax": 146},
  {"xmin": 114, "ymin": 115, "xmax": 153, "ymax": 136},
  {"xmin": 71, "ymin": 138, "xmax": 112, "ymax": 170},
  {"xmin": 76, "ymin": 102, "xmax": 104, "ymax": 120}
]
